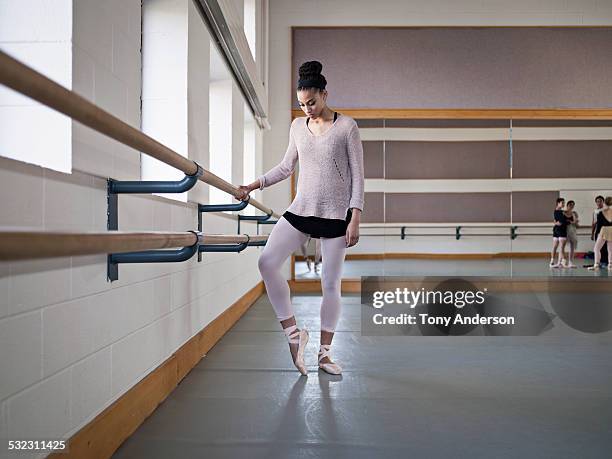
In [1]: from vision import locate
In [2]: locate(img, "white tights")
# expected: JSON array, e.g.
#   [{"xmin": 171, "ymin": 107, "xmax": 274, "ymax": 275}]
[
  {"xmin": 593, "ymin": 234, "xmax": 612, "ymax": 265},
  {"xmin": 258, "ymin": 217, "xmax": 346, "ymax": 332}
]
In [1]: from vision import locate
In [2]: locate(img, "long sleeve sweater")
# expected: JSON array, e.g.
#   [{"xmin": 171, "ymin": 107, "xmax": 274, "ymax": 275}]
[{"xmin": 257, "ymin": 114, "xmax": 365, "ymax": 220}]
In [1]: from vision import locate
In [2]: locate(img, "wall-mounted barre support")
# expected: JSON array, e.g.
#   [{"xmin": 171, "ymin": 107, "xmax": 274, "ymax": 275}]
[
  {"xmin": 107, "ymin": 231, "xmax": 201, "ymax": 281},
  {"xmin": 246, "ymin": 240, "xmax": 267, "ymax": 247},
  {"xmin": 198, "ymin": 198, "xmax": 250, "ymax": 232},
  {"xmin": 197, "ymin": 198, "xmax": 252, "ymax": 261},
  {"xmin": 256, "ymin": 219, "xmax": 279, "ymax": 235},
  {"xmin": 237, "ymin": 212, "xmax": 273, "ymax": 235},
  {"xmin": 109, "ymin": 165, "xmax": 203, "ymax": 194},
  {"xmin": 456, "ymin": 226, "xmax": 462, "ymax": 240},
  {"xmin": 511, "ymin": 226, "xmax": 518, "ymax": 240},
  {"xmin": 199, "ymin": 242, "xmax": 249, "ymax": 253},
  {"xmin": 108, "ymin": 164, "xmax": 204, "ymax": 232}
]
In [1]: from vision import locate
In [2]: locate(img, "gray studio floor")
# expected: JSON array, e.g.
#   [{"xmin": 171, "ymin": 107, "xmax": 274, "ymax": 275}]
[
  {"xmin": 113, "ymin": 290, "xmax": 612, "ymax": 459},
  {"xmin": 295, "ymin": 258, "xmax": 612, "ymax": 279}
]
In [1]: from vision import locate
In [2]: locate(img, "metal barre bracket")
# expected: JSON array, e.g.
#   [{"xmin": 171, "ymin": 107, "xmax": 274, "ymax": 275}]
[
  {"xmin": 108, "ymin": 164, "xmax": 203, "ymax": 194},
  {"xmin": 107, "ymin": 163, "xmax": 204, "ymax": 232},
  {"xmin": 253, "ymin": 218, "xmax": 279, "ymax": 236},
  {"xmin": 197, "ymin": 197, "xmax": 250, "ymax": 235},
  {"xmin": 456, "ymin": 226, "xmax": 462, "ymax": 240},
  {"xmin": 107, "ymin": 231, "xmax": 201, "ymax": 282},
  {"xmin": 237, "ymin": 212, "xmax": 273, "ymax": 235},
  {"xmin": 198, "ymin": 196, "xmax": 251, "ymax": 263}
]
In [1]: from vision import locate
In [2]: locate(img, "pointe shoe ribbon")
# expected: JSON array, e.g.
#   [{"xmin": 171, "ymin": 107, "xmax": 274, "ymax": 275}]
[
  {"xmin": 284, "ymin": 324, "xmax": 308, "ymax": 375},
  {"xmin": 318, "ymin": 344, "xmax": 342, "ymax": 375}
]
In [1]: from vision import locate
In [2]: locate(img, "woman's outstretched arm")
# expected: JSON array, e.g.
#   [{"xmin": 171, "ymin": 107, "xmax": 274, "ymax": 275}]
[
  {"xmin": 254, "ymin": 121, "xmax": 298, "ymax": 191},
  {"xmin": 237, "ymin": 121, "xmax": 298, "ymax": 200}
]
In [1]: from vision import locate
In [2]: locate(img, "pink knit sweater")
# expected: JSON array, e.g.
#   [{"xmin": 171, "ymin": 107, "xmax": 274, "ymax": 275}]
[{"xmin": 257, "ymin": 114, "xmax": 365, "ymax": 220}]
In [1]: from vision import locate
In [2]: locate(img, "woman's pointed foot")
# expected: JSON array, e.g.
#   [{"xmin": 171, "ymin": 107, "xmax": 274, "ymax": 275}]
[{"xmin": 284, "ymin": 325, "xmax": 309, "ymax": 375}]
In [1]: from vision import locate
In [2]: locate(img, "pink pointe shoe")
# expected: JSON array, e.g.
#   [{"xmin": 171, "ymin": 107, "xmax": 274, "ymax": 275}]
[
  {"xmin": 283, "ymin": 324, "xmax": 308, "ymax": 375},
  {"xmin": 318, "ymin": 344, "xmax": 342, "ymax": 375}
]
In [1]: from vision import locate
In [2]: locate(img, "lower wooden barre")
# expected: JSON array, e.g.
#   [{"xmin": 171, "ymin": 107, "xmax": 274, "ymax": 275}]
[
  {"xmin": 0, "ymin": 231, "xmax": 268, "ymax": 261},
  {"xmin": 201, "ymin": 234, "xmax": 268, "ymax": 244}
]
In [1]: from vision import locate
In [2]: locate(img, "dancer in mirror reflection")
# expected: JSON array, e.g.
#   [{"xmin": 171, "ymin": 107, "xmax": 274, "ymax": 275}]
[
  {"xmin": 299, "ymin": 236, "xmax": 322, "ymax": 274},
  {"xmin": 237, "ymin": 60, "xmax": 365, "ymax": 375}
]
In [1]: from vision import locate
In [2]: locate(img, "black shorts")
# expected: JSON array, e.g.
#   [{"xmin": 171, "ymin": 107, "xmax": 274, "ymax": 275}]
[
  {"xmin": 553, "ymin": 227, "xmax": 567, "ymax": 238},
  {"xmin": 283, "ymin": 209, "xmax": 352, "ymax": 239}
]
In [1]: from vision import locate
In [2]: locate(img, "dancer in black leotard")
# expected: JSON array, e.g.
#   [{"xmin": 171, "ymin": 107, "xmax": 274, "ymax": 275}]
[
  {"xmin": 550, "ymin": 197, "xmax": 568, "ymax": 268},
  {"xmin": 588, "ymin": 196, "xmax": 612, "ymax": 271}
]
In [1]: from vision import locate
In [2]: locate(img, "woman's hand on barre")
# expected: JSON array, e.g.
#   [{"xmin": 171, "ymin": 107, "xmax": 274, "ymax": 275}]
[
  {"xmin": 236, "ymin": 185, "xmax": 252, "ymax": 201},
  {"xmin": 237, "ymin": 179, "xmax": 263, "ymax": 201}
]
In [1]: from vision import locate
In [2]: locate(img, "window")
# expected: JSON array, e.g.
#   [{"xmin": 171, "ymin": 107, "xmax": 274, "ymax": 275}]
[
  {"xmin": 243, "ymin": 102, "xmax": 256, "ymax": 214},
  {"xmin": 140, "ymin": 0, "xmax": 189, "ymax": 202},
  {"xmin": 209, "ymin": 41, "xmax": 234, "ymax": 206},
  {"xmin": 0, "ymin": 0, "xmax": 72, "ymax": 173},
  {"xmin": 243, "ymin": 0, "xmax": 256, "ymax": 59}
]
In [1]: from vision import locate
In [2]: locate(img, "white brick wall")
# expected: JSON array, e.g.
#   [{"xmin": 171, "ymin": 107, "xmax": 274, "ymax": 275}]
[
  {"xmin": 0, "ymin": 311, "xmax": 42, "ymax": 402},
  {"xmin": 0, "ymin": 158, "xmax": 44, "ymax": 230},
  {"xmin": 70, "ymin": 348, "xmax": 111, "ymax": 429},
  {"xmin": 7, "ymin": 368, "xmax": 72, "ymax": 442},
  {"xmin": 0, "ymin": 400, "xmax": 7, "ymax": 458},
  {"xmin": 0, "ymin": 0, "xmax": 266, "ymax": 451},
  {"xmin": 72, "ymin": 0, "xmax": 142, "ymax": 180},
  {"xmin": 10, "ymin": 259, "xmax": 72, "ymax": 317}
]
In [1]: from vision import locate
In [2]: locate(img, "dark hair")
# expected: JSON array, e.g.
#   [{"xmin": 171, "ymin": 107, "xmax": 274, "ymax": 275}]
[
  {"xmin": 297, "ymin": 61, "xmax": 327, "ymax": 91},
  {"xmin": 556, "ymin": 197, "xmax": 565, "ymax": 205},
  {"xmin": 595, "ymin": 195, "xmax": 604, "ymax": 201},
  {"xmin": 567, "ymin": 200, "xmax": 575, "ymax": 206}
]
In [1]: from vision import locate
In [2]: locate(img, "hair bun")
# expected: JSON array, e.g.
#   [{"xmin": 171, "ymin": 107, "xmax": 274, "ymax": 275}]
[{"xmin": 299, "ymin": 61, "xmax": 323, "ymax": 78}]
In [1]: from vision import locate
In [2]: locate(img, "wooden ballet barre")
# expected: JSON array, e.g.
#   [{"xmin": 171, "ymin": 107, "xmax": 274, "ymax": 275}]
[
  {"xmin": 201, "ymin": 234, "xmax": 268, "ymax": 244},
  {"xmin": 0, "ymin": 231, "xmax": 268, "ymax": 261},
  {"xmin": 0, "ymin": 50, "xmax": 279, "ymax": 219}
]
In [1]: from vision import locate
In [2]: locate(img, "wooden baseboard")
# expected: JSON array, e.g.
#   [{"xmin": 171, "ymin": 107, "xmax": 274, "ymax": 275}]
[
  {"xmin": 51, "ymin": 281, "xmax": 265, "ymax": 459},
  {"xmin": 290, "ymin": 276, "xmax": 611, "ymax": 294},
  {"xmin": 381, "ymin": 252, "xmax": 554, "ymax": 259},
  {"xmin": 295, "ymin": 254, "xmax": 384, "ymax": 261},
  {"xmin": 289, "ymin": 279, "xmax": 362, "ymax": 293},
  {"xmin": 295, "ymin": 252, "xmax": 572, "ymax": 261}
]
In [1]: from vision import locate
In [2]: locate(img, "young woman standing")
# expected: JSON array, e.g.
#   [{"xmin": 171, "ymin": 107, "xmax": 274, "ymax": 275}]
[
  {"xmin": 238, "ymin": 61, "xmax": 365, "ymax": 375},
  {"xmin": 550, "ymin": 198, "xmax": 568, "ymax": 268},
  {"xmin": 588, "ymin": 197, "xmax": 612, "ymax": 271},
  {"xmin": 564, "ymin": 200, "xmax": 579, "ymax": 268}
]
